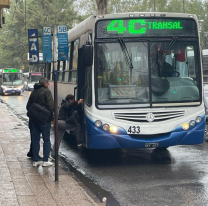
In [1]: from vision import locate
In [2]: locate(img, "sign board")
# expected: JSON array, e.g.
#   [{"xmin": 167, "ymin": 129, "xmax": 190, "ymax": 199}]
[
  {"xmin": 28, "ymin": 29, "xmax": 39, "ymax": 64},
  {"xmin": 109, "ymin": 85, "xmax": 137, "ymax": 99},
  {"xmin": 96, "ymin": 18, "xmax": 197, "ymax": 38},
  {"xmin": 4, "ymin": 69, "xmax": 19, "ymax": 73},
  {"xmin": 42, "ymin": 27, "xmax": 52, "ymax": 63},
  {"xmin": 57, "ymin": 25, "xmax": 68, "ymax": 61}
]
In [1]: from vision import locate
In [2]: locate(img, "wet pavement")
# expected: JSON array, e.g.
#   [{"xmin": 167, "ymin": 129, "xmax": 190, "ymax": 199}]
[
  {"xmin": 1, "ymin": 91, "xmax": 208, "ymax": 206},
  {"xmin": 0, "ymin": 100, "xmax": 104, "ymax": 206}
]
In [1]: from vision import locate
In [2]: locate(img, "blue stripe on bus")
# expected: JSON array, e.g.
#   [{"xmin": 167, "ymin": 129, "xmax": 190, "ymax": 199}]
[{"xmin": 85, "ymin": 115, "xmax": 205, "ymax": 149}]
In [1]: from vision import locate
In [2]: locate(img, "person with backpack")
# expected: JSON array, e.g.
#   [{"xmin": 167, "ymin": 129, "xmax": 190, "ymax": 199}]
[{"xmin": 26, "ymin": 77, "xmax": 54, "ymax": 167}]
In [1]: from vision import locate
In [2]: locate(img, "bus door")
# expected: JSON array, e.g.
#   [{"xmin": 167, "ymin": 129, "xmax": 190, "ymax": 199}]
[{"xmin": 77, "ymin": 44, "xmax": 93, "ymax": 144}]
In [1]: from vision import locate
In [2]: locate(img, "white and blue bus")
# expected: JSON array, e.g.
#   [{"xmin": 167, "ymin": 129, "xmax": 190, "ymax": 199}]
[
  {"xmin": 0, "ymin": 68, "xmax": 24, "ymax": 95},
  {"xmin": 24, "ymin": 72, "xmax": 44, "ymax": 91},
  {"xmin": 48, "ymin": 12, "xmax": 205, "ymax": 149}
]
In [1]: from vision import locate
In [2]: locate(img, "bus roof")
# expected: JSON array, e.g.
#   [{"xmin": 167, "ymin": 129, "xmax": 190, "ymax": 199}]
[{"xmin": 96, "ymin": 12, "xmax": 197, "ymax": 20}]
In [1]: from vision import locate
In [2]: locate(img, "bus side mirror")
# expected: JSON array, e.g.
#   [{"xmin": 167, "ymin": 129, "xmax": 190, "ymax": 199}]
[{"xmin": 81, "ymin": 45, "xmax": 93, "ymax": 67}]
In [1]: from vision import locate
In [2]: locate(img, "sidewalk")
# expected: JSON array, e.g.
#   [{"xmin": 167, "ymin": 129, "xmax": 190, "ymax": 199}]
[{"xmin": 0, "ymin": 102, "xmax": 104, "ymax": 206}]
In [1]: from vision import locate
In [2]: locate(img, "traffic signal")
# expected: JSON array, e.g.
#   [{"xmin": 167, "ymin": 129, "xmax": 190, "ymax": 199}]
[{"xmin": 22, "ymin": 65, "xmax": 25, "ymax": 70}]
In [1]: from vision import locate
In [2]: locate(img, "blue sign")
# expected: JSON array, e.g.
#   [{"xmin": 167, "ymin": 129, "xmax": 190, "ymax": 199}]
[
  {"xmin": 57, "ymin": 25, "xmax": 68, "ymax": 61},
  {"xmin": 42, "ymin": 27, "xmax": 52, "ymax": 63},
  {"xmin": 28, "ymin": 29, "xmax": 39, "ymax": 64}
]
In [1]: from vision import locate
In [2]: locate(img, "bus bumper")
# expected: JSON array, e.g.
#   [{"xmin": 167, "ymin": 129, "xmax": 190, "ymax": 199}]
[{"xmin": 85, "ymin": 117, "xmax": 205, "ymax": 149}]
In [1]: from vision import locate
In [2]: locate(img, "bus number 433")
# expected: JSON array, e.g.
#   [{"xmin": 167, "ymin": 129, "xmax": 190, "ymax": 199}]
[{"xmin": 128, "ymin": 126, "xmax": 140, "ymax": 134}]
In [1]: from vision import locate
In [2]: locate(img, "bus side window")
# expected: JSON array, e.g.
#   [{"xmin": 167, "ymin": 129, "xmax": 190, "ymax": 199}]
[{"xmin": 70, "ymin": 39, "xmax": 79, "ymax": 83}]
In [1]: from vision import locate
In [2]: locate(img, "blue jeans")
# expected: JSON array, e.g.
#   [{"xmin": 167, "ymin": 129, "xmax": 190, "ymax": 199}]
[{"xmin": 31, "ymin": 121, "xmax": 51, "ymax": 162}]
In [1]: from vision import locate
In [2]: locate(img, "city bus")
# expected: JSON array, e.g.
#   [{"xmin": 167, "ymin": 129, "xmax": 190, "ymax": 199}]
[
  {"xmin": 48, "ymin": 12, "xmax": 205, "ymax": 149},
  {"xmin": 0, "ymin": 68, "xmax": 24, "ymax": 95},
  {"xmin": 24, "ymin": 72, "xmax": 44, "ymax": 90}
]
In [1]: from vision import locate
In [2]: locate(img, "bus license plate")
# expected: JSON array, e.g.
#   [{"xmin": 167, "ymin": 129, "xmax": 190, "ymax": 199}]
[{"xmin": 145, "ymin": 143, "xmax": 159, "ymax": 148}]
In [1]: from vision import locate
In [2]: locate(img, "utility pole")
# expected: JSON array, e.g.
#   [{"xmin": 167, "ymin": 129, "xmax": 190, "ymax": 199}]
[
  {"xmin": 53, "ymin": 26, "xmax": 59, "ymax": 182},
  {"xmin": 154, "ymin": 0, "xmax": 156, "ymax": 12},
  {"xmin": 183, "ymin": 0, "xmax": 185, "ymax": 13}
]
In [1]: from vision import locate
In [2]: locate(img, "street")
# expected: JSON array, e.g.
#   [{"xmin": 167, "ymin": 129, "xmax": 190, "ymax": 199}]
[{"xmin": 1, "ymin": 91, "xmax": 208, "ymax": 206}]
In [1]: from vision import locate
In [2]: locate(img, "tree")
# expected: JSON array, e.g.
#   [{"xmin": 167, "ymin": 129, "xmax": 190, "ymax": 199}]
[{"xmin": 96, "ymin": 0, "xmax": 108, "ymax": 14}]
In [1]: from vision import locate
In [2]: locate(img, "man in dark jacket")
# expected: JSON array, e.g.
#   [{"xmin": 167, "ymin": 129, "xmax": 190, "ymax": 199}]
[
  {"xmin": 50, "ymin": 94, "xmax": 83, "ymax": 160},
  {"xmin": 26, "ymin": 77, "xmax": 54, "ymax": 167}
]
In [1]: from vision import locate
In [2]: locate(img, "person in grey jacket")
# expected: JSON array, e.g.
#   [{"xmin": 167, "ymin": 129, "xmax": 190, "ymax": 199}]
[{"xmin": 26, "ymin": 77, "xmax": 54, "ymax": 167}]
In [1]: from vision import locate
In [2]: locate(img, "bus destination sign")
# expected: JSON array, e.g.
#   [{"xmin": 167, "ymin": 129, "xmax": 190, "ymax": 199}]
[
  {"xmin": 96, "ymin": 18, "xmax": 197, "ymax": 38},
  {"xmin": 4, "ymin": 69, "xmax": 19, "ymax": 73}
]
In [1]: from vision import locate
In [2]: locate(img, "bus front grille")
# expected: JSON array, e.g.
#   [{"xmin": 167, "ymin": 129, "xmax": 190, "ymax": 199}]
[{"xmin": 114, "ymin": 110, "xmax": 185, "ymax": 122}]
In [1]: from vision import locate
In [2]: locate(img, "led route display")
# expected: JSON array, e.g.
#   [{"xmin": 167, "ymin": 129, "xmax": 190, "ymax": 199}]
[
  {"xmin": 4, "ymin": 69, "xmax": 19, "ymax": 73},
  {"xmin": 96, "ymin": 18, "xmax": 197, "ymax": 38}
]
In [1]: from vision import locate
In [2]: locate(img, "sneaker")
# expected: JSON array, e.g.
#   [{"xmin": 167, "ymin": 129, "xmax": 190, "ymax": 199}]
[
  {"xmin": 42, "ymin": 161, "xmax": 53, "ymax": 167},
  {"xmin": 77, "ymin": 139, "xmax": 83, "ymax": 147},
  {"xmin": 49, "ymin": 155, "xmax": 55, "ymax": 161},
  {"xmin": 27, "ymin": 151, "xmax": 33, "ymax": 158},
  {"xmin": 33, "ymin": 161, "xmax": 41, "ymax": 167}
]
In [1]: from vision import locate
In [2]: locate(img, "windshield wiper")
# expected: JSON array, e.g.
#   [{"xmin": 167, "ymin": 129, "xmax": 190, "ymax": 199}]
[
  {"xmin": 157, "ymin": 37, "xmax": 178, "ymax": 66},
  {"xmin": 118, "ymin": 38, "xmax": 134, "ymax": 70}
]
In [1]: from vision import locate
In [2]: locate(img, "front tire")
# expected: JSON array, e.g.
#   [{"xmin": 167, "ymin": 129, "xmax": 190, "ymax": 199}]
[{"xmin": 17, "ymin": 92, "xmax": 21, "ymax": 96}]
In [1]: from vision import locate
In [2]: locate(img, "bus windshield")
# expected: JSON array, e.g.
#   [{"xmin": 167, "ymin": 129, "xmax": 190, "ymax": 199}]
[
  {"xmin": 96, "ymin": 40, "xmax": 200, "ymax": 107},
  {"xmin": 29, "ymin": 75, "xmax": 43, "ymax": 83},
  {"xmin": 3, "ymin": 73, "xmax": 23, "ymax": 85}
]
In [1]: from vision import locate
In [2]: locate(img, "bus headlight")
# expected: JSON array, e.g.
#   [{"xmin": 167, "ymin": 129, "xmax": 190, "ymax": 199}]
[
  {"xmin": 110, "ymin": 126, "xmax": 118, "ymax": 133},
  {"xmin": 182, "ymin": 123, "xmax": 189, "ymax": 130},
  {"xmin": 195, "ymin": 116, "xmax": 202, "ymax": 123},
  {"xmin": 103, "ymin": 124, "xmax": 109, "ymax": 131},
  {"xmin": 189, "ymin": 120, "xmax": 195, "ymax": 127},
  {"xmin": 95, "ymin": 120, "xmax": 102, "ymax": 127}
]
